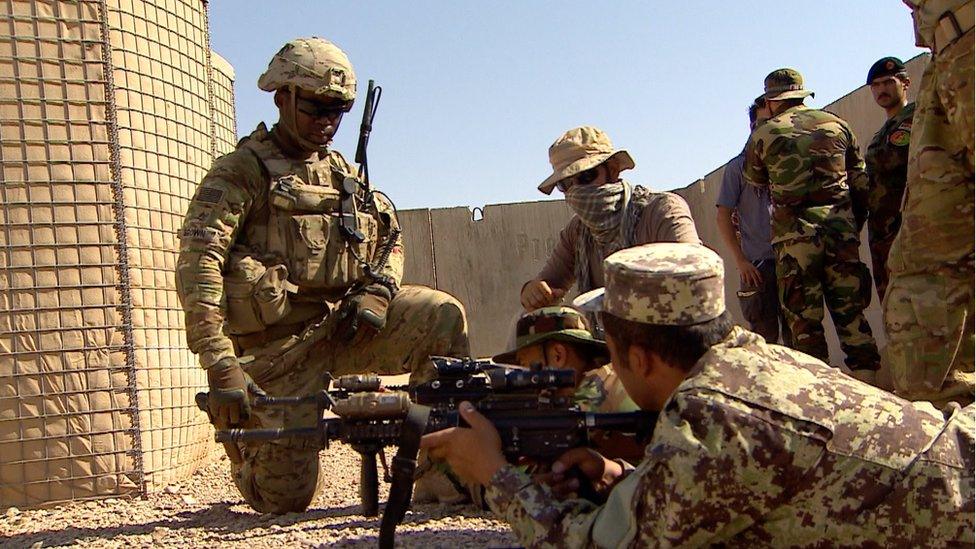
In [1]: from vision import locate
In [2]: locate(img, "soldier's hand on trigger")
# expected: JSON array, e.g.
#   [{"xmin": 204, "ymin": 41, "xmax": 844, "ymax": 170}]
[
  {"xmin": 520, "ymin": 279, "xmax": 566, "ymax": 311},
  {"xmin": 206, "ymin": 357, "xmax": 265, "ymax": 428},
  {"xmin": 338, "ymin": 284, "xmax": 392, "ymax": 345},
  {"xmin": 540, "ymin": 447, "xmax": 623, "ymax": 500},
  {"xmin": 420, "ymin": 402, "xmax": 507, "ymax": 486}
]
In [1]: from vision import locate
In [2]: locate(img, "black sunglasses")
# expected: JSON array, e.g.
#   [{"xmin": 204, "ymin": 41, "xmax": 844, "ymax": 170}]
[
  {"xmin": 294, "ymin": 96, "xmax": 353, "ymax": 118},
  {"xmin": 557, "ymin": 168, "xmax": 599, "ymax": 192}
]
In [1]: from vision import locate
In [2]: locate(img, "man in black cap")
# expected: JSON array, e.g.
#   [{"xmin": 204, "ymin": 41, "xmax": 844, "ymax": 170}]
[{"xmin": 864, "ymin": 56, "xmax": 915, "ymax": 300}]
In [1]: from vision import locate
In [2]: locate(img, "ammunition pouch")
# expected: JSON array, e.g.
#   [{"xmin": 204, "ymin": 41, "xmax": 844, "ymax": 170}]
[
  {"xmin": 269, "ymin": 175, "xmax": 378, "ymax": 292},
  {"xmin": 225, "ymin": 255, "xmax": 295, "ymax": 335}
]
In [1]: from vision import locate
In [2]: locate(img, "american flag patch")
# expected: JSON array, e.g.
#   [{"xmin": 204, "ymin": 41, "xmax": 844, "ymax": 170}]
[{"xmin": 196, "ymin": 186, "xmax": 225, "ymax": 204}]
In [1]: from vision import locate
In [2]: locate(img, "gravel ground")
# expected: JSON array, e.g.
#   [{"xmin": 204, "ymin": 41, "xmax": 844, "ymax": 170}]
[{"xmin": 0, "ymin": 444, "xmax": 518, "ymax": 548}]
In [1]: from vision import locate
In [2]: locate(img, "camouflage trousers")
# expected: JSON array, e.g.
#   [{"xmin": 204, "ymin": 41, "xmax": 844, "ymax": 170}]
[
  {"xmin": 774, "ymin": 233, "xmax": 879, "ymax": 370},
  {"xmin": 884, "ymin": 32, "xmax": 975, "ymax": 407},
  {"xmin": 867, "ymin": 203, "xmax": 901, "ymax": 301},
  {"xmin": 229, "ymin": 285, "xmax": 470, "ymax": 514}
]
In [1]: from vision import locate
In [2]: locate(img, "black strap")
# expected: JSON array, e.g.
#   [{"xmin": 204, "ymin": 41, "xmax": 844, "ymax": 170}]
[{"xmin": 378, "ymin": 403, "xmax": 431, "ymax": 549}]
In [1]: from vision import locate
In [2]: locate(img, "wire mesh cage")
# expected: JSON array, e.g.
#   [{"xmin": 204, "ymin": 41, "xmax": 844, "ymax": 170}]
[{"xmin": 0, "ymin": 0, "xmax": 235, "ymax": 508}]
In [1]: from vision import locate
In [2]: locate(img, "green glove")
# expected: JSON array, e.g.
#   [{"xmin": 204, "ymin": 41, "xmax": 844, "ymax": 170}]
[
  {"xmin": 338, "ymin": 284, "xmax": 392, "ymax": 345},
  {"xmin": 206, "ymin": 357, "xmax": 264, "ymax": 427}
]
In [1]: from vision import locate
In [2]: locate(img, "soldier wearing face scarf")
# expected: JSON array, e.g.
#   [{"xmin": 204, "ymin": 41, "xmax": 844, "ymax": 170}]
[{"xmin": 520, "ymin": 126, "xmax": 701, "ymax": 333}]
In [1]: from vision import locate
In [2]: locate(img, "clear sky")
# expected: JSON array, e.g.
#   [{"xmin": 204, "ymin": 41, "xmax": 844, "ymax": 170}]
[{"xmin": 209, "ymin": 1, "xmax": 925, "ymax": 211}]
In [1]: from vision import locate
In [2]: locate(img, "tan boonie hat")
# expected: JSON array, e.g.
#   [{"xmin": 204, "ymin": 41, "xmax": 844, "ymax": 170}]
[
  {"xmin": 492, "ymin": 306, "xmax": 609, "ymax": 364},
  {"xmin": 258, "ymin": 37, "xmax": 357, "ymax": 101},
  {"xmin": 573, "ymin": 243, "xmax": 725, "ymax": 326},
  {"xmin": 537, "ymin": 126, "xmax": 635, "ymax": 195},
  {"xmin": 763, "ymin": 68, "xmax": 814, "ymax": 101}
]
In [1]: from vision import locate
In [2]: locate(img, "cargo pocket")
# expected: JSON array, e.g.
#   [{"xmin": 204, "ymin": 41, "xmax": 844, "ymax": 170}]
[
  {"xmin": 288, "ymin": 214, "xmax": 330, "ymax": 287},
  {"xmin": 737, "ymin": 287, "xmax": 764, "ymax": 326},
  {"xmin": 225, "ymin": 257, "xmax": 293, "ymax": 335}
]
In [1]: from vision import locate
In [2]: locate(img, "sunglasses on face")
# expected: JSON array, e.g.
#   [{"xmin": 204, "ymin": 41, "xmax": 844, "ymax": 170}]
[
  {"xmin": 294, "ymin": 96, "xmax": 353, "ymax": 118},
  {"xmin": 557, "ymin": 168, "xmax": 599, "ymax": 193}
]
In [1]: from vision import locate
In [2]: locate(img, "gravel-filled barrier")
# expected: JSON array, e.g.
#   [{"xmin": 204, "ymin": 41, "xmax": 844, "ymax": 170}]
[{"xmin": 0, "ymin": 444, "xmax": 517, "ymax": 548}]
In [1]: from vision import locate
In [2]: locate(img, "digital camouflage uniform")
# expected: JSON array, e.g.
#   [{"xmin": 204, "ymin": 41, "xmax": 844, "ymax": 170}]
[
  {"xmin": 864, "ymin": 101, "xmax": 914, "ymax": 300},
  {"xmin": 744, "ymin": 85, "xmax": 879, "ymax": 372},
  {"xmin": 176, "ymin": 39, "xmax": 469, "ymax": 514},
  {"xmin": 885, "ymin": 0, "xmax": 974, "ymax": 407},
  {"xmin": 484, "ymin": 243, "xmax": 975, "ymax": 548}
]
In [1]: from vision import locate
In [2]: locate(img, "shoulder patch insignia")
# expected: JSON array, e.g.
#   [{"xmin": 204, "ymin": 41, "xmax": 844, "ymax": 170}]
[
  {"xmin": 889, "ymin": 130, "xmax": 910, "ymax": 147},
  {"xmin": 196, "ymin": 186, "xmax": 225, "ymax": 204}
]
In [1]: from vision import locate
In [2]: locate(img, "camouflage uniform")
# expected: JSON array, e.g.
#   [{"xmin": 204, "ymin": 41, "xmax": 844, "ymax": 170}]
[
  {"xmin": 176, "ymin": 39, "xmax": 469, "ymax": 514},
  {"xmin": 744, "ymin": 70, "xmax": 879, "ymax": 372},
  {"xmin": 885, "ymin": 0, "xmax": 974, "ymax": 407},
  {"xmin": 574, "ymin": 365, "xmax": 638, "ymax": 414},
  {"xmin": 483, "ymin": 243, "xmax": 975, "ymax": 547},
  {"xmin": 864, "ymin": 101, "xmax": 914, "ymax": 300}
]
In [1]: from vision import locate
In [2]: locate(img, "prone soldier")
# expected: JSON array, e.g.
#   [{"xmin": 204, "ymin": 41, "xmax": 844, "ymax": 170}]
[
  {"xmin": 492, "ymin": 306, "xmax": 637, "ymax": 417},
  {"xmin": 176, "ymin": 37, "xmax": 470, "ymax": 514},
  {"xmin": 422, "ymin": 242, "xmax": 975, "ymax": 546}
]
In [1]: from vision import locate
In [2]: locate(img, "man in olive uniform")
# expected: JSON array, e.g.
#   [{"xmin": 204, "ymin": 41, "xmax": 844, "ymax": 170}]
[
  {"xmin": 885, "ymin": 1, "xmax": 974, "ymax": 407},
  {"xmin": 422, "ymin": 243, "xmax": 975, "ymax": 547},
  {"xmin": 744, "ymin": 68, "xmax": 880, "ymax": 380},
  {"xmin": 176, "ymin": 37, "xmax": 470, "ymax": 514},
  {"xmin": 865, "ymin": 56, "xmax": 915, "ymax": 300}
]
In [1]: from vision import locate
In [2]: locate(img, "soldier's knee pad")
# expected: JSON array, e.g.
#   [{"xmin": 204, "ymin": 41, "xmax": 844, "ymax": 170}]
[{"xmin": 232, "ymin": 441, "xmax": 321, "ymax": 514}]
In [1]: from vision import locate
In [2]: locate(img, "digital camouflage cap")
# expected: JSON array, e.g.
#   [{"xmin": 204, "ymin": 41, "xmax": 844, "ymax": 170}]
[
  {"xmin": 764, "ymin": 68, "xmax": 814, "ymax": 101},
  {"xmin": 573, "ymin": 243, "xmax": 726, "ymax": 325},
  {"xmin": 258, "ymin": 37, "xmax": 357, "ymax": 102},
  {"xmin": 493, "ymin": 306, "xmax": 609, "ymax": 364}
]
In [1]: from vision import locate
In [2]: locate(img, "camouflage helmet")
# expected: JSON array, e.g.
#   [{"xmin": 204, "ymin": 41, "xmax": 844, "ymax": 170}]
[{"xmin": 258, "ymin": 37, "xmax": 357, "ymax": 102}]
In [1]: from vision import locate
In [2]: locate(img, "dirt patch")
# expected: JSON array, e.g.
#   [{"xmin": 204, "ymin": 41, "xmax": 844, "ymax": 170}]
[{"xmin": 0, "ymin": 444, "xmax": 517, "ymax": 548}]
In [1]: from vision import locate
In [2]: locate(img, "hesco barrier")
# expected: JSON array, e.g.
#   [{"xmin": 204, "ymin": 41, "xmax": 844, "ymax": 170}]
[{"xmin": 0, "ymin": 0, "xmax": 235, "ymax": 508}]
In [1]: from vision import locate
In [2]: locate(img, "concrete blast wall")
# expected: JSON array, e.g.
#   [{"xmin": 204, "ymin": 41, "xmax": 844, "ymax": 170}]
[{"xmin": 400, "ymin": 54, "xmax": 928, "ymax": 359}]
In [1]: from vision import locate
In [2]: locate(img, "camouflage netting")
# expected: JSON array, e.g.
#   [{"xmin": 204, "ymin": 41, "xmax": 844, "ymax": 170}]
[{"xmin": 0, "ymin": 0, "xmax": 235, "ymax": 508}]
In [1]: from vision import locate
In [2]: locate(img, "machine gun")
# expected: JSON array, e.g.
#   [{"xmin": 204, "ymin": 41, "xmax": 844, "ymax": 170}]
[{"xmin": 195, "ymin": 357, "xmax": 657, "ymax": 548}]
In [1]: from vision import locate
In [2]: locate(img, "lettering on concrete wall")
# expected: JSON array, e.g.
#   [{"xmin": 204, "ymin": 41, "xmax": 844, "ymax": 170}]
[{"xmin": 515, "ymin": 233, "xmax": 557, "ymax": 261}]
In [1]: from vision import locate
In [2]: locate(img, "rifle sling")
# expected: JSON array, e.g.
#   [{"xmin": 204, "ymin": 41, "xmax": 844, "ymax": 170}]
[{"xmin": 378, "ymin": 403, "xmax": 431, "ymax": 549}]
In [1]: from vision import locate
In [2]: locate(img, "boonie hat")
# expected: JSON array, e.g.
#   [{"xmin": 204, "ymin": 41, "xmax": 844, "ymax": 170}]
[
  {"xmin": 763, "ymin": 68, "xmax": 815, "ymax": 101},
  {"xmin": 537, "ymin": 126, "xmax": 635, "ymax": 195},
  {"xmin": 493, "ymin": 306, "xmax": 609, "ymax": 364},
  {"xmin": 574, "ymin": 243, "xmax": 726, "ymax": 326}
]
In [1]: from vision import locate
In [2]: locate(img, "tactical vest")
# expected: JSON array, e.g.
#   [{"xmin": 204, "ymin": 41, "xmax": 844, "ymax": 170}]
[{"xmin": 224, "ymin": 125, "xmax": 381, "ymax": 335}]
